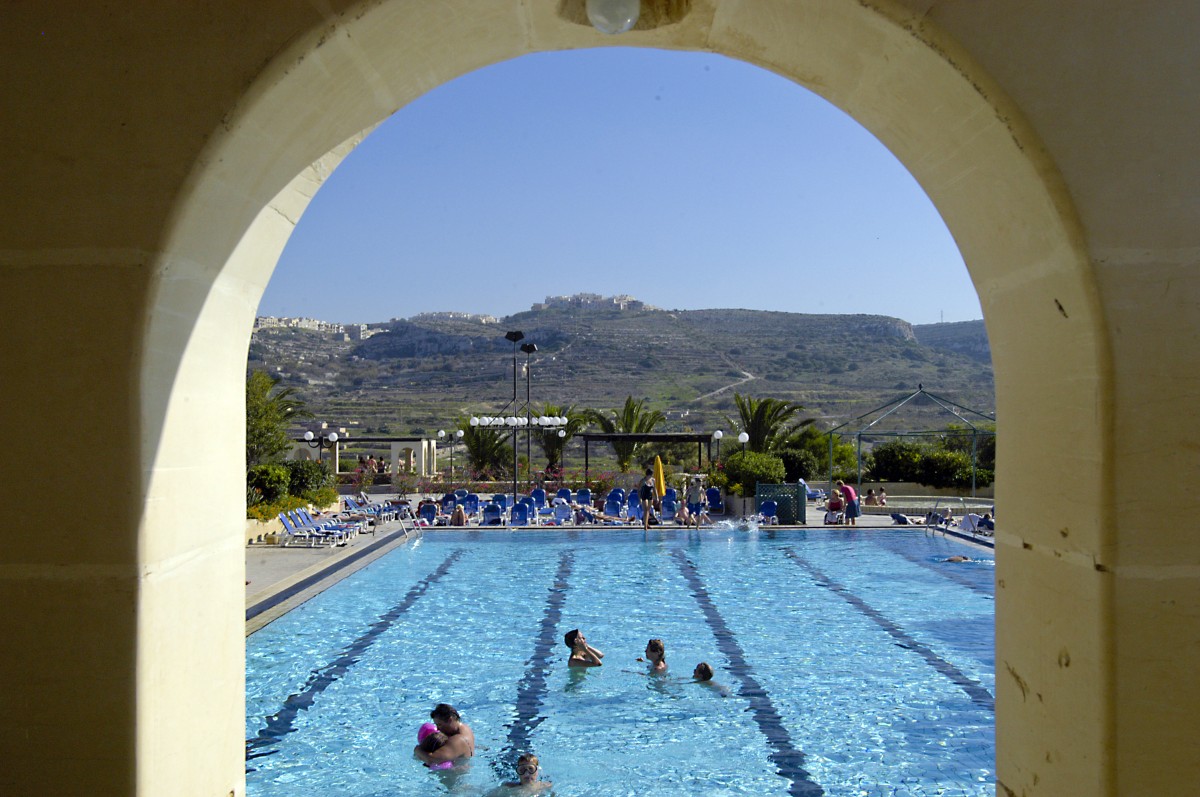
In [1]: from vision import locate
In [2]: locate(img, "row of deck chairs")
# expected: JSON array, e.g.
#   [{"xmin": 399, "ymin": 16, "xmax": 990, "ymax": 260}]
[
  {"xmin": 600, "ymin": 487, "xmax": 726, "ymax": 524},
  {"xmin": 425, "ymin": 488, "xmax": 599, "ymax": 527},
  {"xmin": 275, "ymin": 494, "xmax": 401, "ymax": 547}
]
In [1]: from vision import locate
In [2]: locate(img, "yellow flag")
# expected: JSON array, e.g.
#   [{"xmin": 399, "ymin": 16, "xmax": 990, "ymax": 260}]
[{"xmin": 654, "ymin": 456, "xmax": 666, "ymax": 498}]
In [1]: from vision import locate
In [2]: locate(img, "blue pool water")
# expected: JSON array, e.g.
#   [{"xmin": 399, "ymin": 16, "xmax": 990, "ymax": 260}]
[{"xmin": 246, "ymin": 528, "xmax": 995, "ymax": 796}]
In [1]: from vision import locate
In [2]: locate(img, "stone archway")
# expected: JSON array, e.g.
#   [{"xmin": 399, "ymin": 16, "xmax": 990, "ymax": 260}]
[{"xmin": 12, "ymin": 2, "xmax": 1130, "ymax": 795}]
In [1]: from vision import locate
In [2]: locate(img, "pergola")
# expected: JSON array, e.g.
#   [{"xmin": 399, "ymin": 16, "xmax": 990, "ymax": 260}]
[
  {"xmin": 579, "ymin": 432, "xmax": 714, "ymax": 485},
  {"xmin": 826, "ymin": 386, "xmax": 996, "ymax": 496}
]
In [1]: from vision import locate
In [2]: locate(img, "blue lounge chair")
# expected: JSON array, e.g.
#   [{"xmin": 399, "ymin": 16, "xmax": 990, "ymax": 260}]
[
  {"xmin": 481, "ymin": 502, "xmax": 504, "ymax": 526},
  {"xmin": 553, "ymin": 503, "xmax": 573, "ymax": 525},
  {"xmin": 418, "ymin": 502, "xmax": 438, "ymax": 525},
  {"xmin": 627, "ymin": 496, "xmax": 643, "ymax": 521},
  {"xmin": 555, "ymin": 488, "xmax": 572, "ymax": 503},
  {"xmin": 575, "ymin": 488, "xmax": 592, "ymax": 507},
  {"xmin": 510, "ymin": 502, "xmax": 531, "ymax": 526},
  {"xmin": 461, "ymin": 494, "xmax": 480, "ymax": 516},
  {"xmin": 454, "ymin": 489, "xmax": 468, "ymax": 501},
  {"xmin": 346, "ymin": 496, "xmax": 394, "ymax": 523},
  {"xmin": 608, "ymin": 488, "xmax": 626, "ymax": 503},
  {"xmin": 661, "ymin": 497, "xmax": 678, "ymax": 521},
  {"xmin": 530, "ymin": 488, "xmax": 547, "ymax": 511},
  {"xmin": 440, "ymin": 493, "xmax": 457, "ymax": 514},
  {"xmin": 706, "ymin": 487, "xmax": 725, "ymax": 515},
  {"xmin": 759, "ymin": 500, "xmax": 779, "ymax": 525},
  {"xmin": 604, "ymin": 498, "xmax": 623, "ymax": 518},
  {"xmin": 297, "ymin": 507, "xmax": 361, "ymax": 538},
  {"xmin": 278, "ymin": 512, "xmax": 341, "ymax": 546},
  {"xmin": 665, "ymin": 487, "xmax": 677, "ymax": 503},
  {"xmin": 492, "ymin": 494, "xmax": 509, "ymax": 512}
]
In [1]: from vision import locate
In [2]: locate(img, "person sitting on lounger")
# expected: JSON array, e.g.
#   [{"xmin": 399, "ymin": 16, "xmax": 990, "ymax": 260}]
[{"xmin": 449, "ymin": 505, "xmax": 467, "ymax": 527}]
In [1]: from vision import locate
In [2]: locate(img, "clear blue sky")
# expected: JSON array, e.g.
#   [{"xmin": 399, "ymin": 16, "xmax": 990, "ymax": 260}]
[{"xmin": 261, "ymin": 48, "xmax": 982, "ymax": 326}]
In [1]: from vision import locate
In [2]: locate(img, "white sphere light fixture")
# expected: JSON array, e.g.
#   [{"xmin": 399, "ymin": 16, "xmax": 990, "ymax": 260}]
[
  {"xmin": 586, "ymin": 0, "xmax": 639, "ymax": 34},
  {"xmin": 712, "ymin": 430, "xmax": 723, "ymax": 440},
  {"xmin": 327, "ymin": 432, "xmax": 338, "ymax": 443},
  {"xmin": 303, "ymin": 430, "xmax": 315, "ymax": 441},
  {"xmin": 456, "ymin": 430, "xmax": 464, "ymax": 439},
  {"xmin": 470, "ymin": 416, "xmax": 479, "ymax": 426},
  {"xmin": 437, "ymin": 429, "xmax": 446, "ymax": 439},
  {"xmin": 737, "ymin": 432, "xmax": 749, "ymax": 444},
  {"xmin": 558, "ymin": 429, "xmax": 567, "ymax": 438}
]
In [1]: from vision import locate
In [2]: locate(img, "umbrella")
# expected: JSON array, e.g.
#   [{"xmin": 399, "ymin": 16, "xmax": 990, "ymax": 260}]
[{"xmin": 654, "ymin": 456, "xmax": 667, "ymax": 499}]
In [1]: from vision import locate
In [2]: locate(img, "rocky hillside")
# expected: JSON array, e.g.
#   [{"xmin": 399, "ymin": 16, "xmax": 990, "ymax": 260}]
[{"xmin": 249, "ymin": 305, "xmax": 993, "ymax": 436}]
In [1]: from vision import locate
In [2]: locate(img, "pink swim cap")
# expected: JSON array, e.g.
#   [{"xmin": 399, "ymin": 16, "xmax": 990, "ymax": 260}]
[{"xmin": 417, "ymin": 722, "xmax": 438, "ymax": 743}]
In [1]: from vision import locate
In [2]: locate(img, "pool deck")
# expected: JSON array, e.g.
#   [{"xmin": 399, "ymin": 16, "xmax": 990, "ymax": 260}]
[{"xmin": 244, "ymin": 511, "xmax": 993, "ymax": 635}]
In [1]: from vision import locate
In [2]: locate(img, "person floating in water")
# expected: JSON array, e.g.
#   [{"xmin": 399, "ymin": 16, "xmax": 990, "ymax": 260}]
[
  {"xmin": 500, "ymin": 753, "xmax": 552, "ymax": 792},
  {"xmin": 414, "ymin": 703, "xmax": 474, "ymax": 766},
  {"xmin": 564, "ymin": 629, "xmax": 604, "ymax": 667},
  {"xmin": 692, "ymin": 662, "xmax": 731, "ymax": 697},
  {"xmin": 637, "ymin": 638, "xmax": 668, "ymax": 673},
  {"xmin": 943, "ymin": 555, "xmax": 972, "ymax": 563}
]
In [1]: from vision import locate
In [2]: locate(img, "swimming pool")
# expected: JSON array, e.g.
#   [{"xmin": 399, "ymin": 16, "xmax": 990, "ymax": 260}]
[{"xmin": 246, "ymin": 528, "xmax": 995, "ymax": 796}]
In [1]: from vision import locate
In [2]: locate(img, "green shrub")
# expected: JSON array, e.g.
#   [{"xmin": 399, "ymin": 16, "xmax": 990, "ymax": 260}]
[
  {"xmin": 778, "ymin": 448, "xmax": 819, "ymax": 482},
  {"xmin": 723, "ymin": 451, "xmax": 786, "ymax": 497},
  {"xmin": 247, "ymin": 464, "xmax": 289, "ymax": 504},
  {"xmin": 286, "ymin": 459, "xmax": 332, "ymax": 498},
  {"xmin": 304, "ymin": 485, "xmax": 340, "ymax": 507},
  {"xmin": 870, "ymin": 440, "xmax": 926, "ymax": 482},
  {"xmin": 916, "ymin": 450, "xmax": 974, "ymax": 489},
  {"xmin": 247, "ymin": 494, "xmax": 308, "ymax": 522}
]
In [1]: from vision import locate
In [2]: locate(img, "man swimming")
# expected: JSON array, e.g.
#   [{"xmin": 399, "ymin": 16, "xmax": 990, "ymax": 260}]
[{"xmin": 564, "ymin": 629, "xmax": 604, "ymax": 667}]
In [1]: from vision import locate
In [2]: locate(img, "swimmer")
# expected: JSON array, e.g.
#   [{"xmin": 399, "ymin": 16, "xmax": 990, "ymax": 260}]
[
  {"xmin": 415, "ymin": 722, "xmax": 454, "ymax": 770},
  {"xmin": 944, "ymin": 555, "xmax": 972, "ymax": 563},
  {"xmin": 414, "ymin": 703, "xmax": 474, "ymax": 765},
  {"xmin": 565, "ymin": 629, "xmax": 604, "ymax": 667},
  {"xmin": 500, "ymin": 753, "xmax": 552, "ymax": 792},
  {"xmin": 692, "ymin": 661, "xmax": 731, "ymax": 697},
  {"xmin": 637, "ymin": 638, "xmax": 668, "ymax": 673}
]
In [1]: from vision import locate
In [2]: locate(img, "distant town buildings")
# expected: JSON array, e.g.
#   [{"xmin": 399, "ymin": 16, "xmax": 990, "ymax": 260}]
[
  {"xmin": 533, "ymin": 293, "xmax": 651, "ymax": 311},
  {"xmin": 409, "ymin": 311, "xmax": 498, "ymax": 324},
  {"xmin": 255, "ymin": 316, "xmax": 346, "ymax": 334}
]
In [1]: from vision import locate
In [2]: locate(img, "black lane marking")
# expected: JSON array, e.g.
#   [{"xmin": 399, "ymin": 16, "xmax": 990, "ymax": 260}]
[
  {"xmin": 495, "ymin": 551, "xmax": 575, "ymax": 776},
  {"xmin": 671, "ymin": 549, "xmax": 825, "ymax": 797},
  {"xmin": 870, "ymin": 538, "xmax": 995, "ymax": 598},
  {"xmin": 781, "ymin": 547, "xmax": 994, "ymax": 711},
  {"xmin": 246, "ymin": 528, "xmax": 413, "ymax": 623},
  {"xmin": 246, "ymin": 549, "xmax": 466, "ymax": 760}
]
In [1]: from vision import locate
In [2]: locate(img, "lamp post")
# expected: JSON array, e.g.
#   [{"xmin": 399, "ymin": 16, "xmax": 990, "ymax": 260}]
[
  {"xmin": 521, "ymin": 342, "xmax": 537, "ymax": 491},
  {"xmin": 303, "ymin": 428, "xmax": 339, "ymax": 464},
  {"xmin": 738, "ymin": 431, "xmax": 749, "ymax": 454},
  {"xmin": 558, "ymin": 428, "xmax": 567, "ymax": 479},
  {"xmin": 436, "ymin": 429, "xmax": 465, "ymax": 485},
  {"xmin": 712, "ymin": 430, "xmax": 723, "ymax": 462}
]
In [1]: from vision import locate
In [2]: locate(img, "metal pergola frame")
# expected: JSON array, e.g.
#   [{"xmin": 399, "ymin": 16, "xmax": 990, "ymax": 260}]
[
  {"xmin": 826, "ymin": 386, "xmax": 995, "ymax": 497},
  {"xmin": 579, "ymin": 432, "xmax": 714, "ymax": 486}
]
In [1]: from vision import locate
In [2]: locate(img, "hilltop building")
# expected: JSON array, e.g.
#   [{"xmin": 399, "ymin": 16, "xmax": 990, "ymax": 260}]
[{"xmin": 534, "ymin": 293, "xmax": 652, "ymax": 311}]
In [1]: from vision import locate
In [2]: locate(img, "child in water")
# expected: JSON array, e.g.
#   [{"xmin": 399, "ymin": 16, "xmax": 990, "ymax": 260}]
[
  {"xmin": 693, "ymin": 661, "xmax": 731, "ymax": 697},
  {"xmin": 637, "ymin": 638, "xmax": 668, "ymax": 673},
  {"xmin": 501, "ymin": 753, "xmax": 552, "ymax": 792},
  {"xmin": 416, "ymin": 722, "xmax": 454, "ymax": 770}
]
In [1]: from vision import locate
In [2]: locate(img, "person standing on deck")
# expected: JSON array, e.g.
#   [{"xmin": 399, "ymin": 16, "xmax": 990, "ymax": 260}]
[{"xmin": 837, "ymin": 480, "xmax": 860, "ymax": 526}]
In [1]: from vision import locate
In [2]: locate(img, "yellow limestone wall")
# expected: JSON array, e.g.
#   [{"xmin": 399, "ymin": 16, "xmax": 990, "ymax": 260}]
[{"xmin": 0, "ymin": 1, "xmax": 1196, "ymax": 795}]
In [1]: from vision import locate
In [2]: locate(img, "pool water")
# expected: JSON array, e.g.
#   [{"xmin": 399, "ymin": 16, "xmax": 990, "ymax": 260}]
[{"xmin": 246, "ymin": 528, "xmax": 995, "ymax": 796}]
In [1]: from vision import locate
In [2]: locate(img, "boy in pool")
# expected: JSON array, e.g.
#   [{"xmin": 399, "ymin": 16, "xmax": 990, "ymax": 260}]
[
  {"xmin": 501, "ymin": 753, "xmax": 552, "ymax": 792},
  {"xmin": 692, "ymin": 662, "xmax": 731, "ymax": 697},
  {"xmin": 565, "ymin": 629, "xmax": 604, "ymax": 667}
]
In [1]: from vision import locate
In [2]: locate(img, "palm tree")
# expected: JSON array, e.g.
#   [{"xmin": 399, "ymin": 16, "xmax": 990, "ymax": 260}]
[
  {"xmin": 583, "ymin": 396, "xmax": 666, "ymax": 472},
  {"xmin": 246, "ymin": 370, "xmax": 313, "ymax": 468},
  {"xmin": 533, "ymin": 403, "xmax": 586, "ymax": 472},
  {"xmin": 727, "ymin": 393, "xmax": 812, "ymax": 454},
  {"xmin": 460, "ymin": 423, "xmax": 513, "ymax": 476}
]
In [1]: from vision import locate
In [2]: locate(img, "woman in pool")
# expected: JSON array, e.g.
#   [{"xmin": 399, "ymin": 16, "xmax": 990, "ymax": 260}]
[
  {"xmin": 638, "ymin": 638, "xmax": 668, "ymax": 673},
  {"xmin": 564, "ymin": 628, "xmax": 604, "ymax": 667},
  {"xmin": 501, "ymin": 753, "xmax": 551, "ymax": 792},
  {"xmin": 415, "ymin": 722, "xmax": 454, "ymax": 770}
]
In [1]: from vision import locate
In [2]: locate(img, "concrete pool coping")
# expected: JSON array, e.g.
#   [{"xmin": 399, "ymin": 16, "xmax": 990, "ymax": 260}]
[{"xmin": 244, "ymin": 514, "xmax": 994, "ymax": 635}]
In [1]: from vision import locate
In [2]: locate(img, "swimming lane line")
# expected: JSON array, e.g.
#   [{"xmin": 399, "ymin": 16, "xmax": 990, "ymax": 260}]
[
  {"xmin": 781, "ymin": 547, "xmax": 994, "ymax": 711},
  {"xmin": 671, "ymin": 549, "xmax": 825, "ymax": 797},
  {"xmin": 496, "ymin": 550, "xmax": 575, "ymax": 775},
  {"xmin": 246, "ymin": 548, "xmax": 466, "ymax": 760}
]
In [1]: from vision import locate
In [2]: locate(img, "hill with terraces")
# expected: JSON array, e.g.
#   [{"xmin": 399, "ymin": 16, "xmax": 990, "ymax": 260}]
[{"xmin": 248, "ymin": 301, "xmax": 994, "ymax": 437}]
